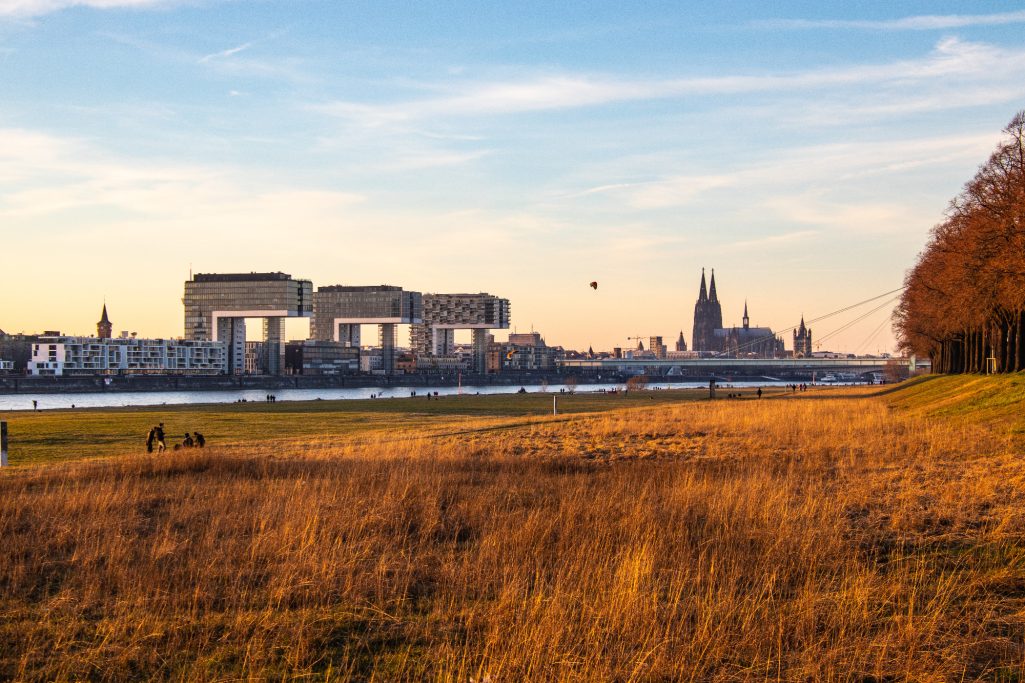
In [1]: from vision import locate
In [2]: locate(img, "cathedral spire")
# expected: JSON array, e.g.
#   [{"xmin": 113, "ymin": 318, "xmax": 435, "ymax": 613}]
[
  {"xmin": 698, "ymin": 268, "xmax": 707, "ymax": 302},
  {"xmin": 743, "ymin": 300, "xmax": 749, "ymax": 329},
  {"xmin": 709, "ymin": 268, "xmax": 718, "ymax": 303}
]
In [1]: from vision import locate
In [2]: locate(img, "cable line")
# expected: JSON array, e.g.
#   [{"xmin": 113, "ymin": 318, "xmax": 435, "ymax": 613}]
[
  {"xmin": 815, "ymin": 296, "xmax": 901, "ymax": 347},
  {"xmin": 714, "ymin": 286, "xmax": 906, "ymax": 357}
]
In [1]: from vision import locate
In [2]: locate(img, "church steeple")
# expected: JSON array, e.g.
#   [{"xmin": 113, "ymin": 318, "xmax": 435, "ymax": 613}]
[
  {"xmin": 709, "ymin": 268, "xmax": 718, "ymax": 303},
  {"xmin": 97, "ymin": 303, "xmax": 112, "ymax": 339},
  {"xmin": 698, "ymin": 268, "xmax": 708, "ymax": 302},
  {"xmin": 793, "ymin": 315, "xmax": 812, "ymax": 357},
  {"xmin": 743, "ymin": 300, "xmax": 749, "ymax": 329}
]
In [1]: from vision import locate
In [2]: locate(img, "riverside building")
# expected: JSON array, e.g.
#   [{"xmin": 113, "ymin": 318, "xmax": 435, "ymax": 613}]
[
  {"xmin": 411, "ymin": 293, "xmax": 511, "ymax": 374},
  {"xmin": 27, "ymin": 334, "xmax": 226, "ymax": 376},
  {"xmin": 311, "ymin": 285, "xmax": 423, "ymax": 374},
  {"xmin": 183, "ymin": 272, "xmax": 312, "ymax": 375}
]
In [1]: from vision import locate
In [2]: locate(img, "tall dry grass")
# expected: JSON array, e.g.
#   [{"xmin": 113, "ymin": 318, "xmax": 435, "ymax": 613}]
[{"xmin": 1, "ymin": 396, "xmax": 1024, "ymax": 680}]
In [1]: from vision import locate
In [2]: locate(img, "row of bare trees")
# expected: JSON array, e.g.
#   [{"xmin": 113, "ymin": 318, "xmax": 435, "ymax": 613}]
[{"xmin": 896, "ymin": 112, "xmax": 1025, "ymax": 373}]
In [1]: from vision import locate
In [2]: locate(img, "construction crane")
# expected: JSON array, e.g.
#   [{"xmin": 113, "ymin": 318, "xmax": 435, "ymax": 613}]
[{"xmin": 626, "ymin": 335, "xmax": 651, "ymax": 350}]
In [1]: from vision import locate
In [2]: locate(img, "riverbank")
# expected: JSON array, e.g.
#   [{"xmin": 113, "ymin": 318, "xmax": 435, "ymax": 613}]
[
  {"xmin": 0, "ymin": 371, "xmax": 588, "ymax": 395},
  {"xmin": 1, "ymin": 377, "xmax": 1021, "ymax": 679}
]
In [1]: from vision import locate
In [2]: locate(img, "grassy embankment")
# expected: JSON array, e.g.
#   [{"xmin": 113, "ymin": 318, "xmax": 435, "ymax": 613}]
[
  {"xmin": 0, "ymin": 387, "xmax": 729, "ymax": 466},
  {"xmin": 1, "ymin": 376, "xmax": 1024, "ymax": 680}
]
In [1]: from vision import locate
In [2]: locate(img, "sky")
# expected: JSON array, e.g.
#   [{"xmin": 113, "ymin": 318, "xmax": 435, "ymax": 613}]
[{"xmin": 1, "ymin": 1, "xmax": 1023, "ymax": 354}]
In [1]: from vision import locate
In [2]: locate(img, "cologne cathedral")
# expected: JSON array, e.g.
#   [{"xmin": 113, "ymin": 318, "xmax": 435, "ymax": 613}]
[{"xmin": 691, "ymin": 269, "xmax": 785, "ymax": 358}]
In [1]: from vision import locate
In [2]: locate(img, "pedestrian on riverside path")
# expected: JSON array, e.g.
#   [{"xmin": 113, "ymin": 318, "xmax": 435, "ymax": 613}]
[{"xmin": 757, "ymin": 387, "xmax": 763, "ymax": 399}]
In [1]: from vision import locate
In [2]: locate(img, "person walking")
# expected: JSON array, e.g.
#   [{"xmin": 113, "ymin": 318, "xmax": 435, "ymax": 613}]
[
  {"xmin": 757, "ymin": 387, "xmax": 763, "ymax": 399},
  {"xmin": 154, "ymin": 423, "xmax": 166, "ymax": 452},
  {"xmin": 146, "ymin": 427, "xmax": 155, "ymax": 453},
  {"xmin": 193, "ymin": 431, "xmax": 205, "ymax": 448}
]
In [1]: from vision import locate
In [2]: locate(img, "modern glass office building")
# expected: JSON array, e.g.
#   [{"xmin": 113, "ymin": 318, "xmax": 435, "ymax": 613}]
[
  {"xmin": 312, "ymin": 285, "xmax": 422, "ymax": 373},
  {"xmin": 183, "ymin": 272, "xmax": 312, "ymax": 374}
]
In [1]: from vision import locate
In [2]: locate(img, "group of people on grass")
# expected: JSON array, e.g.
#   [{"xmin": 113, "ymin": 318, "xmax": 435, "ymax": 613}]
[{"xmin": 145, "ymin": 422, "xmax": 205, "ymax": 453}]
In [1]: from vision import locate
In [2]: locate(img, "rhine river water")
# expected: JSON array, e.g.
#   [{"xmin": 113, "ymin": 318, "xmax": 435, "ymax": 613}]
[{"xmin": 0, "ymin": 381, "xmax": 796, "ymax": 411}]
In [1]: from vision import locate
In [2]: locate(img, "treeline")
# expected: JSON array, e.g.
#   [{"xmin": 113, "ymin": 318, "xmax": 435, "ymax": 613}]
[{"xmin": 896, "ymin": 112, "xmax": 1025, "ymax": 373}]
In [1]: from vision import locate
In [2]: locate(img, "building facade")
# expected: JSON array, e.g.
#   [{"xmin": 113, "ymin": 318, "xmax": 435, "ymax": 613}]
[
  {"xmin": 285, "ymin": 340, "xmax": 360, "ymax": 375},
  {"xmin": 795, "ymin": 313, "xmax": 811, "ymax": 356},
  {"xmin": 714, "ymin": 302, "xmax": 785, "ymax": 358},
  {"xmin": 97, "ymin": 304, "xmax": 112, "ymax": 339},
  {"xmin": 691, "ymin": 271, "xmax": 785, "ymax": 358},
  {"xmin": 486, "ymin": 332, "xmax": 563, "ymax": 373},
  {"xmin": 411, "ymin": 293, "xmax": 511, "ymax": 373},
  {"xmin": 28, "ymin": 335, "xmax": 226, "ymax": 376},
  {"xmin": 311, "ymin": 285, "xmax": 422, "ymax": 373},
  {"xmin": 649, "ymin": 336, "xmax": 667, "ymax": 359},
  {"xmin": 184, "ymin": 272, "xmax": 312, "ymax": 375},
  {"xmin": 691, "ymin": 269, "xmax": 723, "ymax": 352}
]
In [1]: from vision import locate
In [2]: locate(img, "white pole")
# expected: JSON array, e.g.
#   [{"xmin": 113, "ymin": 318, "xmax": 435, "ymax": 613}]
[{"xmin": 1, "ymin": 421, "xmax": 7, "ymax": 467}]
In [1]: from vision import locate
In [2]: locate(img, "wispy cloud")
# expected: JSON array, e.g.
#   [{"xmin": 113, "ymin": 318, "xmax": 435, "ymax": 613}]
[
  {"xmin": 315, "ymin": 37, "xmax": 1025, "ymax": 126},
  {"xmin": 0, "ymin": 0, "xmax": 176, "ymax": 18},
  {"xmin": 198, "ymin": 41, "xmax": 253, "ymax": 64},
  {"xmin": 755, "ymin": 10, "xmax": 1025, "ymax": 31}
]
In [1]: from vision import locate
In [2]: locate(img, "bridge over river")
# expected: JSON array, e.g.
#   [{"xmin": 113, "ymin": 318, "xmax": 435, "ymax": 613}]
[{"xmin": 558, "ymin": 356, "xmax": 924, "ymax": 380}]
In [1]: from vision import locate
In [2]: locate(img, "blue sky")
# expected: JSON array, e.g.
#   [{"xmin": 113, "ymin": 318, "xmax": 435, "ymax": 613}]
[{"xmin": 1, "ymin": 1, "xmax": 1023, "ymax": 353}]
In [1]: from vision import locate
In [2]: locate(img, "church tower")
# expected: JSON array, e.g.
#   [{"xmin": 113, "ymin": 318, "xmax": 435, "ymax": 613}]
[
  {"xmin": 691, "ymin": 268, "xmax": 723, "ymax": 352},
  {"xmin": 675, "ymin": 330, "xmax": 687, "ymax": 352},
  {"xmin": 97, "ymin": 303, "xmax": 112, "ymax": 339},
  {"xmin": 793, "ymin": 315, "xmax": 812, "ymax": 357}
]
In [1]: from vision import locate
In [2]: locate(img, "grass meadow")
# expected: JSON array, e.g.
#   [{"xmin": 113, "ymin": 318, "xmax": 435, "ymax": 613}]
[{"xmin": 1, "ymin": 376, "xmax": 1024, "ymax": 680}]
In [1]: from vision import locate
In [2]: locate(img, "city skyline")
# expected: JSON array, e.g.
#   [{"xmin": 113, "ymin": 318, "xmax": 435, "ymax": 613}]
[{"xmin": 2, "ymin": 1, "xmax": 1023, "ymax": 352}]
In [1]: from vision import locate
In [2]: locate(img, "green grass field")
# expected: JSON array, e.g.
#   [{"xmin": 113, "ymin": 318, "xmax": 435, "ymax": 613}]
[
  {"xmin": 0, "ymin": 387, "xmax": 749, "ymax": 466},
  {"xmin": 5, "ymin": 377, "xmax": 1019, "ymax": 468}
]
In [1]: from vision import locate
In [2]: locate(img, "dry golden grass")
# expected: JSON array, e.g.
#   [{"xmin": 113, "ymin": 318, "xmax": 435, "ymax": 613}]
[{"xmin": 2, "ymin": 383, "xmax": 1025, "ymax": 680}]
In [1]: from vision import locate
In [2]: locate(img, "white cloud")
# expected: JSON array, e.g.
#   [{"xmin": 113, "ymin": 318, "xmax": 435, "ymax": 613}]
[
  {"xmin": 756, "ymin": 10, "xmax": 1025, "ymax": 31},
  {"xmin": 315, "ymin": 38, "xmax": 1025, "ymax": 125},
  {"xmin": 557, "ymin": 132, "xmax": 999, "ymax": 212},
  {"xmin": 0, "ymin": 127, "xmax": 364, "ymax": 223},
  {"xmin": 0, "ymin": 0, "xmax": 174, "ymax": 17}
]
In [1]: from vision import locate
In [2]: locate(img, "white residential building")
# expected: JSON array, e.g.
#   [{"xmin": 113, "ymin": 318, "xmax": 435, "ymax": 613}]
[{"xmin": 28, "ymin": 335, "xmax": 227, "ymax": 376}]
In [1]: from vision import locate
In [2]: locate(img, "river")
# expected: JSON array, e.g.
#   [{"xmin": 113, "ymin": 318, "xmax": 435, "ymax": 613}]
[{"xmin": 0, "ymin": 380, "xmax": 800, "ymax": 411}]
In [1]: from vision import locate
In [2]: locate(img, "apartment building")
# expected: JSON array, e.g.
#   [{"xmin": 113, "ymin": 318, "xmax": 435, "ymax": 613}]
[{"xmin": 28, "ymin": 335, "xmax": 226, "ymax": 376}]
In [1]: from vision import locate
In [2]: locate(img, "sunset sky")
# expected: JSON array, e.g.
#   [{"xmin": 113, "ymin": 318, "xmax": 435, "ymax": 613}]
[{"xmin": 2, "ymin": 1, "xmax": 1023, "ymax": 353}]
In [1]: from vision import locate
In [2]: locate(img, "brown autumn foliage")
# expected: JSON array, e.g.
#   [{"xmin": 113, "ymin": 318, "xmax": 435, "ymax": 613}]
[
  {"xmin": 2, "ymin": 392, "xmax": 1025, "ymax": 680},
  {"xmin": 896, "ymin": 111, "xmax": 1025, "ymax": 373}
]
